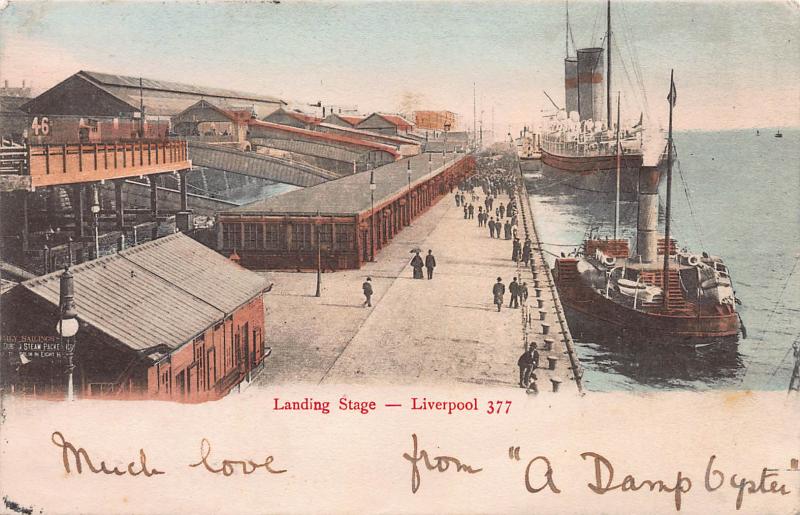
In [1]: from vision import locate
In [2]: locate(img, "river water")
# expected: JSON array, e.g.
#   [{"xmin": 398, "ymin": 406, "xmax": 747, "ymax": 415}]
[{"xmin": 526, "ymin": 129, "xmax": 799, "ymax": 392}]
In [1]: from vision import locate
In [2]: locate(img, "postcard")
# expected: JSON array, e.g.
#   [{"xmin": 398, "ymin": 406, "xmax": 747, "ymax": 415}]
[{"xmin": 0, "ymin": 1, "xmax": 798, "ymax": 513}]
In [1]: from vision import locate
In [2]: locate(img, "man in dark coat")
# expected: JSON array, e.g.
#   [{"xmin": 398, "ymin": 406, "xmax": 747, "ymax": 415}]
[
  {"xmin": 509, "ymin": 277, "xmax": 520, "ymax": 308},
  {"xmin": 518, "ymin": 345, "xmax": 540, "ymax": 388},
  {"xmin": 504, "ymin": 220, "xmax": 512, "ymax": 240},
  {"xmin": 488, "ymin": 217, "xmax": 496, "ymax": 238},
  {"xmin": 410, "ymin": 251, "xmax": 424, "ymax": 279},
  {"xmin": 468, "ymin": 204, "xmax": 474, "ymax": 219},
  {"xmin": 522, "ymin": 238, "xmax": 532, "ymax": 266},
  {"xmin": 512, "ymin": 238, "xmax": 521, "ymax": 262},
  {"xmin": 519, "ymin": 282, "xmax": 529, "ymax": 302},
  {"xmin": 425, "ymin": 249, "xmax": 436, "ymax": 280},
  {"xmin": 362, "ymin": 277, "xmax": 373, "ymax": 307},
  {"xmin": 455, "ymin": 193, "xmax": 461, "ymax": 207},
  {"xmin": 463, "ymin": 204, "xmax": 468, "ymax": 219},
  {"xmin": 499, "ymin": 203, "xmax": 505, "ymax": 219},
  {"xmin": 492, "ymin": 277, "xmax": 505, "ymax": 312}
]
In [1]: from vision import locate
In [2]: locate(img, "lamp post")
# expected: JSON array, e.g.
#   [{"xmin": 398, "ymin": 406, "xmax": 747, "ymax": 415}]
[
  {"xmin": 56, "ymin": 267, "xmax": 79, "ymax": 401},
  {"xmin": 406, "ymin": 160, "xmax": 412, "ymax": 225},
  {"xmin": 369, "ymin": 167, "xmax": 376, "ymax": 261},
  {"xmin": 315, "ymin": 210, "xmax": 322, "ymax": 298},
  {"xmin": 90, "ymin": 185, "xmax": 100, "ymax": 259}
]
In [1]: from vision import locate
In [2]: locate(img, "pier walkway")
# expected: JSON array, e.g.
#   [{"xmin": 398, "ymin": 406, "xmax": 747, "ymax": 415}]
[{"xmin": 256, "ymin": 178, "xmax": 581, "ymax": 393}]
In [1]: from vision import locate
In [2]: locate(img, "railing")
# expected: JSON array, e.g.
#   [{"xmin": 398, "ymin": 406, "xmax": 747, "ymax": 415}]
[
  {"xmin": 0, "ymin": 146, "xmax": 27, "ymax": 175},
  {"xmin": 22, "ymin": 140, "xmax": 190, "ymax": 187}
]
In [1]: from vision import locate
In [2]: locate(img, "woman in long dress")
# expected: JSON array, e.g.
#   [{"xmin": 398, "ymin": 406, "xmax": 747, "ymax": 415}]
[{"xmin": 410, "ymin": 251, "xmax": 424, "ymax": 279}]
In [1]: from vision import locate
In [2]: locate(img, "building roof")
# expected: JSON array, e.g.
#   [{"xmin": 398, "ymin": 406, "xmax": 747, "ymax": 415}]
[
  {"xmin": 172, "ymin": 99, "xmax": 254, "ymax": 125},
  {"xmin": 223, "ymin": 152, "xmax": 465, "ymax": 217},
  {"xmin": 359, "ymin": 113, "xmax": 414, "ymax": 131},
  {"xmin": 20, "ymin": 233, "xmax": 269, "ymax": 353},
  {"xmin": 248, "ymin": 119, "xmax": 400, "ymax": 157},
  {"xmin": 23, "ymin": 70, "xmax": 286, "ymax": 117},
  {"xmin": 316, "ymin": 123, "xmax": 420, "ymax": 147}
]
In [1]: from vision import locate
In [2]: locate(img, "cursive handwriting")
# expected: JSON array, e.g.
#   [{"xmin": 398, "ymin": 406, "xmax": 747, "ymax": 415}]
[
  {"xmin": 525, "ymin": 456, "xmax": 562, "ymax": 494},
  {"xmin": 189, "ymin": 438, "xmax": 287, "ymax": 476},
  {"xmin": 402, "ymin": 433, "xmax": 482, "ymax": 493},
  {"xmin": 51, "ymin": 431, "xmax": 164, "ymax": 477},
  {"xmin": 705, "ymin": 455, "xmax": 791, "ymax": 510},
  {"xmin": 581, "ymin": 452, "xmax": 691, "ymax": 511}
]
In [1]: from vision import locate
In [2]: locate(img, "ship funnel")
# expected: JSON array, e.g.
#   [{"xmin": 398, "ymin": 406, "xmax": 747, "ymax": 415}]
[
  {"xmin": 636, "ymin": 165, "xmax": 660, "ymax": 263},
  {"xmin": 576, "ymin": 48, "xmax": 604, "ymax": 122},
  {"xmin": 564, "ymin": 58, "xmax": 578, "ymax": 115}
]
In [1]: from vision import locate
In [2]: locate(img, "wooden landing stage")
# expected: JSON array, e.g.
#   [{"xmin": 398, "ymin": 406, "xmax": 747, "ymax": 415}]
[{"xmin": 255, "ymin": 159, "xmax": 582, "ymax": 394}]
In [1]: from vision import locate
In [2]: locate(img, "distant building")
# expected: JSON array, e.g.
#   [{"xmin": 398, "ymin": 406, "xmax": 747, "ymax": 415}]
[
  {"xmin": 322, "ymin": 113, "xmax": 366, "ymax": 128},
  {"xmin": 215, "ymin": 153, "xmax": 474, "ymax": 270},
  {"xmin": 248, "ymin": 119, "xmax": 399, "ymax": 174},
  {"xmin": 1, "ymin": 233, "xmax": 271, "ymax": 402},
  {"xmin": 264, "ymin": 107, "xmax": 322, "ymax": 130},
  {"xmin": 356, "ymin": 113, "xmax": 415, "ymax": 136},
  {"xmin": 315, "ymin": 123, "xmax": 421, "ymax": 158},
  {"xmin": 171, "ymin": 99, "xmax": 252, "ymax": 147},
  {"xmin": 413, "ymin": 110, "xmax": 458, "ymax": 131},
  {"xmin": 19, "ymin": 70, "xmax": 285, "ymax": 144}
]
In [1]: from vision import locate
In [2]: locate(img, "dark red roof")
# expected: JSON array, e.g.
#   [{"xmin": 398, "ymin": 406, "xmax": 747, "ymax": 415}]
[
  {"xmin": 379, "ymin": 114, "xmax": 414, "ymax": 130},
  {"xmin": 247, "ymin": 119, "xmax": 399, "ymax": 157}
]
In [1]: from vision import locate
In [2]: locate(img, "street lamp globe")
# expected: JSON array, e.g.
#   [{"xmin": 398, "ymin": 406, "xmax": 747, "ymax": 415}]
[{"xmin": 56, "ymin": 317, "xmax": 79, "ymax": 338}]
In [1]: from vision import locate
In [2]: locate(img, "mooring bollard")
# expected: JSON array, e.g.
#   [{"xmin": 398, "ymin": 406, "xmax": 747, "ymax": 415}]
[
  {"xmin": 535, "ymin": 288, "xmax": 542, "ymax": 298},
  {"xmin": 538, "ymin": 310, "xmax": 546, "ymax": 321},
  {"xmin": 541, "ymin": 323, "xmax": 550, "ymax": 335},
  {"xmin": 550, "ymin": 378, "xmax": 562, "ymax": 392},
  {"xmin": 533, "ymin": 280, "xmax": 540, "ymax": 289},
  {"xmin": 536, "ymin": 298, "xmax": 544, "ymax": 308},
  {"xmin": 543, "ymin": 338, "xmax": 554, "ymax": 351},
  {"xmin": 547, "ymin": 356, "xmax": 558, "ymax": 370}
]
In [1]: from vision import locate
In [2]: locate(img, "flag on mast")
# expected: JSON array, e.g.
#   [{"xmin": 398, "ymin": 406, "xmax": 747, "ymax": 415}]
[{"xmin": 668, "ymin": 76, "xmax": 677, "ymax": 107}]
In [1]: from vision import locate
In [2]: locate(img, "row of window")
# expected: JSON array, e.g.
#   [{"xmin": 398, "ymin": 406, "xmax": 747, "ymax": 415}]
[{"xmin": 223, "ymin": 223, "xmax": 355, "ymax": 251}]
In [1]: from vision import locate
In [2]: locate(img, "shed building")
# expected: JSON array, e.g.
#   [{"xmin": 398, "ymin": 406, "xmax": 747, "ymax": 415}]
[
  {"xmin": 356, "ymin": 113, "xmax": 414, "ymax": 136},
  {"xmin": 216, "ymin": 153, "xmax": 474, "ymax": 270},
  {"xmin": 1, "ymin": 233, "xmax": 271, "ymax": 402}
]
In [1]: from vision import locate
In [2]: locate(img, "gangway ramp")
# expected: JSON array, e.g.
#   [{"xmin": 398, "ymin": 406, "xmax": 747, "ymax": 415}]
[{"xmin": 188, "ymin": 141, "xmax": 339, "ymax": 187}]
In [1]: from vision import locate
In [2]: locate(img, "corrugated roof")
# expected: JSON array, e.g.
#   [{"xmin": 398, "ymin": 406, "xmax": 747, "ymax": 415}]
[
  {"xmin": 21, "ymin": 234, "xmax": 268, "ymax": 352},
  {"xmin": 80, "ymin": 70, "xmax": 284, "ymax": 105},
  {"xmin": 248, "ymin": 119, "xmax": 400, "ymax": 156},
  {"xmin": 224, "ymin": 153, "xmax": 466, "ymax": 217},
  {"xmin": 316, "ymin": 123, "xmax": 420, "ymax": 147}
]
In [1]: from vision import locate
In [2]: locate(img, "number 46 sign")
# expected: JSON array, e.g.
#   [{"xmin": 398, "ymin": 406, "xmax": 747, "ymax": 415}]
[{"xmin": 31, "ymin": 116, "xmax": 50, "ymax": 136}]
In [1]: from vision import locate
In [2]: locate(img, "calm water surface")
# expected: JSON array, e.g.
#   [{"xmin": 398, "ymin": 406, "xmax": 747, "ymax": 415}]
[{"xmin": 527, "ymin": 129, "xmax": 799, "ymax": 392}]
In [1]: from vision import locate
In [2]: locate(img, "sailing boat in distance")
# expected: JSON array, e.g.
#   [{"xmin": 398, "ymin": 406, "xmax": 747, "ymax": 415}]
[{"xmin": 775, "ymin": 129, "xmax": 783, "ymax": 138}]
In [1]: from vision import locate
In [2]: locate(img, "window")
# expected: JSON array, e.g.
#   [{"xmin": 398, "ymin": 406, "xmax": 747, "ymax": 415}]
[
  {"xmin": 244, "ymin": 223, "xmax": 263, "ymax": 250},
  {"xmin": 223, "ymin": 223, "xmax": 242, "ymax": 249},
  {"xmin": 335, "ymin": 224, "xmax": 354, "ymax": 250},
  {"xmin": 319, "ymin": 224, "xmax": 333, "ymax": 246},
  {"xmin": 291, "ymin": 223, "xmax": 312, "ymax": 250},
  {"xmin": 265, "ymin": 223, "xmax": 285, "ymax": 250}
]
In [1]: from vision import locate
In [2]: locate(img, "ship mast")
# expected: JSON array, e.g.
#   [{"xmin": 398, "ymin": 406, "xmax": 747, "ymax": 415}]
[
  {"xmin": 606, "ymin": 0, "xmax": 612, "ymax": 128},
  {"xmin": 614, "ymin": 92, "xmax": 621, "ymax": 240},
  {"xmin": 566, "ymin": 0, "xmax": 570, "ymax": 58},
  {"xmin": 663, "ymin": 70, "xmax": 676, "ymax": 309}
]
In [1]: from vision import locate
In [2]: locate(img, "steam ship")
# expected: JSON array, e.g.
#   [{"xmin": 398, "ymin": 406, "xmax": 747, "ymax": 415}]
[
  {"xmin": 553, "ymin": 72, "xmax": 742, "ymax": 343},
  {"xmin": 540, "ymin": 0, "xmax": 649, "ymax": 197}
]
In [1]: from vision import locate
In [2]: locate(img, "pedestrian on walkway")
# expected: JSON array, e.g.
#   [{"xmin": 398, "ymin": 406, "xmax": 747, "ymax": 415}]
[
  {"xmin": 522, "ymin": 238, "xmax": 532, "ymax": 266},
  {"xmin": 512, "ymin": 238, "xmax": 521, "ymax": 262},
  {"xmin": 504, "ymin": 220, "xmax": 512, "ymax": 240},
  {"xmin": 362, "ymin": 277, "xmax": 373, "ymax": 307},
  {"xmin": 425, "ymin": 249, "xmax": 436, "ymax": 279},
  {"xmin": 488, "ymin": 217, "xmax": 496, "ymax": 238},
  {"xmin": 493, "ymin": 277, "xmax": 505, "ymax": 312},
  {"xmin": 455, "ymin": 193, "xmax": 461, "ymax": 207},
  {"xmin": 410, "ymin": 250, "xmax": 424, "ymax": 279},
  {"xmin": 468, "ymin": 204, "xmax": 474, "ymax": 219},
  {"xmin": 499, "ymin": 203, "xmax": 505, "ymax": 219},
  {"xmin": 509, "ymin": 277, "xmax": 520, "ymax": 308},
  {"xmin": 517, "ymin": 345, "xmax": 540, "ymax": 388},
  {"xmin": 519, "ymin": 281, "xmax": 529, "ymax": 302}
]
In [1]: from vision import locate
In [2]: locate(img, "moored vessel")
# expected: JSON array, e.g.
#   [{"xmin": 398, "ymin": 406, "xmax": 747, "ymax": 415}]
[{"xmin": 553, "ymin": 72, "xmax": 742, "ymax": 343}]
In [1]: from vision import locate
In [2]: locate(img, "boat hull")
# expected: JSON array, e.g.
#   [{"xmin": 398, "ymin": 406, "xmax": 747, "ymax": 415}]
[
  {"xmin": 554, "ymin": 262, "xmax": 740, "ymax": 343},
  {"xmin": 540, "ymin": 149, "xmax": 647, "ymax": 198}
]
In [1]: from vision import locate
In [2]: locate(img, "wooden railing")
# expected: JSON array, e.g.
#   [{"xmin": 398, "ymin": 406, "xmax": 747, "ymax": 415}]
[{"xmin": 24, "ymin": 140, "xmax": 190, "ymax": 187}]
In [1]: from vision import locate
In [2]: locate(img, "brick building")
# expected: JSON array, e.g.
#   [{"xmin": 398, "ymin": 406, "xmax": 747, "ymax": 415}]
[{"xmin": 1, "ymin": 233, "xmax": 271, "ymax": 402}]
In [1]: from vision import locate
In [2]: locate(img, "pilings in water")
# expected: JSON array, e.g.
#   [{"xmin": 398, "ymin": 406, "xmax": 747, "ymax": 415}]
[{"xmin": 513, "ymin": 161, "xmax": 583, "ymax": 394}]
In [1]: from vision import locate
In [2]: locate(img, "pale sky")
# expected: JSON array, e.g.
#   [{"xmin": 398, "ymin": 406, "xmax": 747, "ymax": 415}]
[{"xmin": 1, "ymin": 0, "xmax": 798, "ymax": 133}]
